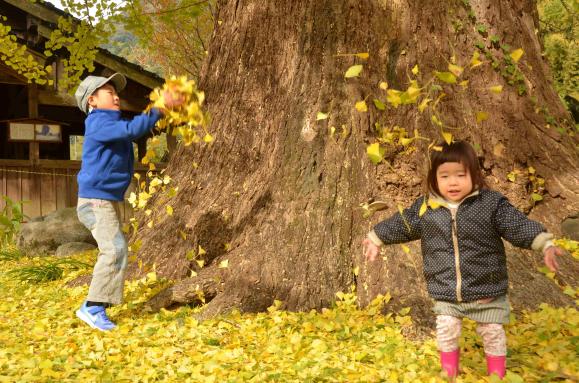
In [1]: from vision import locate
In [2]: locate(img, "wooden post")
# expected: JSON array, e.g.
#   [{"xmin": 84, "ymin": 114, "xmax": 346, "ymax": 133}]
[{"xmin": 28, "ymin": 84, "xmax": 40, "ymax": 166}]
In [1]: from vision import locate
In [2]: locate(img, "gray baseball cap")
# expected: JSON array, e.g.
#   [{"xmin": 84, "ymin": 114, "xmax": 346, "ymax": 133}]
[{"xmin": 74, "ymin": 73, "xmax": 127, "ymax": 114}]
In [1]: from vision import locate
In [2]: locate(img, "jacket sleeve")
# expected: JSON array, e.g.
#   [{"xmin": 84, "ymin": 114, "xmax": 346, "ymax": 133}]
[
  {"xmin": 90, "ymin": 108, "xmax": 162, "ymax": 143},
  {"xmin": 493, "ymin": 194, "xmax": 549, "ymax": 249},
  {"xmin": 369, "ymin": 197, "xmax": 424, "ymax": 246}
]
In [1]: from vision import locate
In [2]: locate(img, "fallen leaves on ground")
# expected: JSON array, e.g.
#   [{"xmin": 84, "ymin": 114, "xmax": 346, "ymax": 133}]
[{"xmin": 0, "ymin": 254, "xmax": 576, "ymax": 383}]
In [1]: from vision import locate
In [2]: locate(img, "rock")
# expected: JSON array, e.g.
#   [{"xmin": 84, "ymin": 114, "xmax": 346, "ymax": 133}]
[
  {"xmin": 55, "ymin": 242, "xmax": 96, "ymax": 258},
  {"xmin": 561, "ymin": 214, "xmax": 579, "ymax": 241},
  {"xmin": 16, "ymin": 207, "xmax": 96, "ymax": 255}
]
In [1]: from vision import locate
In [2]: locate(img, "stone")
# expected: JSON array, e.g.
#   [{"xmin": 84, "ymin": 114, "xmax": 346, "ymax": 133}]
[
  {"xmin": 16, "ymin": 207, "xmax": 96, "ymax": 255},
  {"xmin": 561, "ymin": 214, "xmax": 579, "ymax": 241},
  {"xmin": 55, "ymin": 242, "xmax": 96, "ymax": 258}
]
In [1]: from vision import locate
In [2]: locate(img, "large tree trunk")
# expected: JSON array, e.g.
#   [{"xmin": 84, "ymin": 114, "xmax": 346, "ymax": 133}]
[{"xmin": 132, "ymin": 0, "xmax": 578, "ymax": 325}]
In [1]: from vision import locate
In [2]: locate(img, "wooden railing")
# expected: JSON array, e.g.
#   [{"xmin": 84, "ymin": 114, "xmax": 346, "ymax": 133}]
[{"xmin": 0, "ymin": 159, "xmax": 164, "ymax": 222}]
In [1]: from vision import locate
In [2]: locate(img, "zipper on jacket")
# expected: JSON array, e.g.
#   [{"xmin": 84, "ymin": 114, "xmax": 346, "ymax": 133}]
[{"xmin": 450, "ymin": 208, "xmax": 462, "ymax": 302}]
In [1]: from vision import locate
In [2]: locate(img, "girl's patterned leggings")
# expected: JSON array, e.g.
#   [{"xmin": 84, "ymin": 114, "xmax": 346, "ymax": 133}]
[{"xmin": 436, "ymin": 315, "xmax": 507, "ymax": 356}]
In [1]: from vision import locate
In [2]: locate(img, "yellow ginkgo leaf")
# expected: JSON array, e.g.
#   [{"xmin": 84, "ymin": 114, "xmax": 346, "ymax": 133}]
[
  {"xmin": 198, "ymin": 245, "xmax": 206, "ymax": 256},
  {"xmin": 218, "ymin": 259, "xmax": 229, "ymax": 268},
  {"xmin": 442, "ymin": 131, "xmax": 453, "ymax": 145},
  {"xmin": 448, "ymin": 63, "xmax": 464, "ymax": 77},
  {"xmin": 459, "ymin": 80, "xmax": 469, "ymax": 88},
  {"xmin": 470, "ymin": 51, "xmax": 483, "ymax": 68},
  {"xmin": 345, "ymin": 64, "xmax": 363, "ymax": 78},
  {"xmin": 166, "ymin": 205, "xmax": 173, "ymax": 216},
  {"xmin": 379, "ymin": 81, "xmax": 388, "ymax": 90},
  {"xmin": 355, "ymin": 52, "xmax": 369, "ymax": 59},
  {"xmin": 489, "ymin": 85, "xmax": 503, "ymax": 94},
  {"xmin": 418, "ymin": 98, "xmax": 431, "ymax": 113},
  {"xmin": 418, "ymin": 200, "xmax": 427, "ymax": 217},
  {"xmin": 434, "ymin": 71, "xmax": 457, "ymax": 84},
  {"xmin": 510, "ymin": 48, "xmax": 524, "ymax": 63},
  {"xmin": 316, "ymin": 112, "xmax": 329, "ymax": 120},
  {"xmin": 355, "ymin": 100, "xmax": 368, "ymax": 112},
  {"xmin": 411, "ymin": 64, "xmax": 419, "ymax": 75},
  {"xmin": 401, "ymin": 244, "xmax": 411, "ymax": 254},
  {"xmin": 476, "ymin": 111, "xmax": 489, "ymax": 123},
  {"xmin": 366, "ymin": 143, "xmax": 384, "ymax": 165}
]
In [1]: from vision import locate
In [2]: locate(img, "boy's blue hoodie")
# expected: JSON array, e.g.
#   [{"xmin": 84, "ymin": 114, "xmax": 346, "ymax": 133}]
[{"xmin": 77, "ymin": 109, "xmax": 162, "ymax": 201}]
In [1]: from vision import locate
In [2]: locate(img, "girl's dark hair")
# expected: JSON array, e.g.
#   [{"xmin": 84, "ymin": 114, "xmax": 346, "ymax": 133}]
[{"xmin": 426, "ymin": 140, "xmax": 487, "ymax": 196}]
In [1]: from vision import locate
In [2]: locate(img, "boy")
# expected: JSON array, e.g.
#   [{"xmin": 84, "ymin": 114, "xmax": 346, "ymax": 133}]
[{"xmin": 73, "ymin": 73, "xmax": 182, "ymax": 330}]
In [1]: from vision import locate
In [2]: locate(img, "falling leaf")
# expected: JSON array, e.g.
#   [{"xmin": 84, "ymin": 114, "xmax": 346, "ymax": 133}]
[
  {"xmin": 355, "ymin": 100, "xmax": 368, "ymax": 112},
  {"xmin": 317, "ymin": 112, "xmax": 329, "ymax": 120},
  {"xmin": 411, "ymin": 65, "xmax": 419, "ymax": 75},
  {"xmin": 379, "ymin": 81, "xmax": 388, "ymax": 90},
  {"xmin": 329, "ymin": 126, "xmax": 336, "ymax": 137},
  {"xmin": 510, "ymin": 48, "xmax": 524, "ymax": 63},
  {"xmin": 434, "ymin": 71, "xmax": 457, "ymax": 84},
  {"xmin": 366, "ymin": 143, "xmax": 385, "ymax": 165},
  {"xmin": 431, "ymin": 115, "xmax": 443, "ymax": 127},
  {"xmin": 476, "ymin": 111, "xmax": 489, "ymax": 123},
  {"xmin": 198, "ymin": 245, "xmax": 206, "ymax": 256},
  {"xmin": 218, "ymin": 259, "xmax": 229, "ymax": 268},
  {"xmin": 470, "ymin": 51, "xmax": 483, "ymax": 68},
  {"xmin": 442, "ymin": 131, "xmax": 453, "ymax": 145},
  {"xmin": 373, "ymin": 99, "xmax": 386, "ymax": 110},
  {"xmin": 203, "ymin": 133, "xmax": 214, "ymax": 143},
  {"xmin": 448, "ymin": 63, "xmax": 463, "ymax": 77},
  {"xmin": 418, "ymin": 98, "xmax": 431, "ymax": 113},
  {"xmin": 489, "ymin": 85, "xmax": 503, "ymax": 94},
  {"xmin": 418, "ymin": 200, "xmax": 427, "ymax": 217},
  {"xmin": 345, "ymin": 64, "xmax": 363, "ymax": 78},
  {"xmin": 386, "ymin": 89, "xmax": 402, "ymax": 108},
  {"xmin": 166, "ymin": 205, "xmax": 173, "ymax": 216},
  {"xmin": 401, "ymin": 244, "xmax": 410, "ymax": 254}
]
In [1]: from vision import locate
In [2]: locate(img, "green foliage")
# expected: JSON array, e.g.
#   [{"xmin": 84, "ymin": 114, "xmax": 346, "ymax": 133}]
[
  {"xmin": 0, "ymin": 244, "xmax": 23, "ymax": 262},
  {"xmin": 121, "ymin": 0, "xmax": 216, "ymax": 78},
  {"xmin": 0, "ymin": 16, "xmax": 53, "ymax": 85},
  {"xmin": 0, "ymin": 196, "xmax": 28, "ymax": 247},
  {"xmin": 6, "ymin": 258, "xmax": 90, "ymax": 284},
  {"xmin": 538, "ymin": 0, "xmax": 579, "ymax": 103}
]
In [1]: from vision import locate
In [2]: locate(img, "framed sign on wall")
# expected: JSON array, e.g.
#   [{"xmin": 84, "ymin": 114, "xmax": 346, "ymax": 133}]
[{"xmin": 5, "ymin": 119, "xmax": 63, "ymax": 143}]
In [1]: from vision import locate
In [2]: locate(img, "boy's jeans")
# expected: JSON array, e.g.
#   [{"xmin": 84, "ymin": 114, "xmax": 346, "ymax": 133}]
[{"xmin": 77, "ymin": 198, "xmax": 128, "ymax": 305}]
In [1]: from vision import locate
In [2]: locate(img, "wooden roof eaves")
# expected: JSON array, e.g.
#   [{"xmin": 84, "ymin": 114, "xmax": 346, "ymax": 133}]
[{"xmin": 3, "ymin": 0, "xmax": 163, "ymax": 89}]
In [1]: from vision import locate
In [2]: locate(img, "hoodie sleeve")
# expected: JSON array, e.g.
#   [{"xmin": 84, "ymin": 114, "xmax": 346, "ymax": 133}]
[
  {"xmin": 369, "ymin": 196, "xmax": 424, "ymax": 246},
  {"xmin": 493, "ymin": 194, "xmax": 548, "ymax": 249},
  {"xmin": 89, "ymin": 108, "xmax": 163, "ymax": 143}
]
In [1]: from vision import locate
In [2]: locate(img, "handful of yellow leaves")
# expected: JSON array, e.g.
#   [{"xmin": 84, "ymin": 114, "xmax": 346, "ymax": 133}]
[{"xmin": 145, "ymin": 75, "xmax": 212, "ymax": 147}]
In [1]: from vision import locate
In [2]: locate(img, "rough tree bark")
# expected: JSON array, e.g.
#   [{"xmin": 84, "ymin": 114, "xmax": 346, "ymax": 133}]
[{"xmin": 131, "ymin": 0, "xmax": 578, "ymax": 326}]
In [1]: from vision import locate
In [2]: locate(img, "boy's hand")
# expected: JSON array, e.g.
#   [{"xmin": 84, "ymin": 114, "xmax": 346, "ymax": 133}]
[
  {"xmin": 543, "ymin": 245, "xmax": 564, "ymax": 272},
  {"xmin": 363, "ymin": 238, "xmax": 380, "ymax": 262},
  {"xmin": 162, "ymin": 90, "xmax": 185, "ymax": 110}
]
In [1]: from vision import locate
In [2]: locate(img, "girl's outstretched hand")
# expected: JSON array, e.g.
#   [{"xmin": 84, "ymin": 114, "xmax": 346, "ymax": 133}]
[
  {"xmin": 544, "ymin": 245, "xmax": 564, "ymax": 272},
  {"xmin": 363, "ymin": 238, "xmax": 380, "ymax": 262}
]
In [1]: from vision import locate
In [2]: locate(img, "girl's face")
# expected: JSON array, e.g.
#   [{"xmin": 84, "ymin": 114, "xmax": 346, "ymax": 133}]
[{"xmin": 436, "ymin": 161, "xmax": 473, "ymax": 202}]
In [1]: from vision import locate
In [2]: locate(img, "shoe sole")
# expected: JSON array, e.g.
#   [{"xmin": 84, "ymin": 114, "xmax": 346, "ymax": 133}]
[{"xmin": 76, "ymin": 309, "xmax": 114, "ymax": 332}]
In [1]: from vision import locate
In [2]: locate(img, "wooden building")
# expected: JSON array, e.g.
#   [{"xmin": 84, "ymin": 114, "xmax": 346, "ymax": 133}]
[{"xmin": 0, "ymin": 0, "xmax": 165, "ymax": 221}]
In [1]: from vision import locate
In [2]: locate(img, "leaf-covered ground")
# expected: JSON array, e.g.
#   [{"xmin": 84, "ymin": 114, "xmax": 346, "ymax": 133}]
[{"xmin": 0, "ymin": 252, "xmax": 577, "ymax": 383}]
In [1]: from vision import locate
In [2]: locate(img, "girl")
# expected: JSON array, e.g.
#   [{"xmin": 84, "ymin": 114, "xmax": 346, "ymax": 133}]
[{"xmin": 363, "ymin": 140, "xmax": 563, "ymax": 379}]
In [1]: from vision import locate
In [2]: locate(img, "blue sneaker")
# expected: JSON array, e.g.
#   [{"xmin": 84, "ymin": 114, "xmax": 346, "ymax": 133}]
[{"xmin": 76, "ymin": 301, "xmax": 116, "ymax": 331}]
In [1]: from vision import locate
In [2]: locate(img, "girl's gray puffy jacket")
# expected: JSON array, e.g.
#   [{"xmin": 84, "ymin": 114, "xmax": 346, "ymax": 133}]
[{"xmin": 370, "ymin": 189, "xmax": 551, "ymax": 302}]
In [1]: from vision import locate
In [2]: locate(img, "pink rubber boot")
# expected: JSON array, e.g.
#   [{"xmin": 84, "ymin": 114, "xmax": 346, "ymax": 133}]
[
  {"xmin": 440, "ymin": 349, "xmax": 459, "ymax": 378},
  {"xmin": 486, "ymin": 354, "xmax": 506, "ymax": 379}
]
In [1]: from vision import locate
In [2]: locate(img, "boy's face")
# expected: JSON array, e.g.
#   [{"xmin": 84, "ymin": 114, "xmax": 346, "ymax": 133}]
[{"xmin": 87, "ymin": 83, "xmax": 120, "ymax": 111}]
